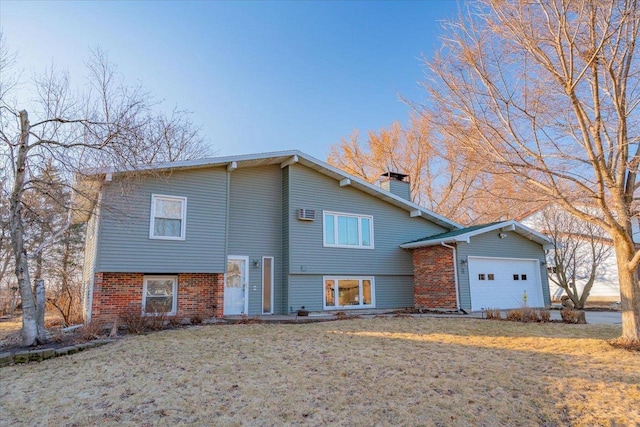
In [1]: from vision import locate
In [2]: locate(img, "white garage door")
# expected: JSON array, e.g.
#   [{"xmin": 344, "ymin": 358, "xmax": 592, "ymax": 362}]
[{"xmin": 468, "ymin": 257, "xmax": 543, "ymax": 311}]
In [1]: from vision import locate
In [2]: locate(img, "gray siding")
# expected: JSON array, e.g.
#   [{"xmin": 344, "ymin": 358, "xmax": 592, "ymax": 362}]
[
  {"xmin": 96, "ymin": 168, "xmax": 227, "ymax": 273},
  {"xmin": 288, "ymin": 274, "xmax": 415, "ymax": 312},
  {"xmin": 456, "ymin": 231, "xmax": 551, "ymax": 310},
  {"xmin": 228, "ymin": 165, "xmax": 282, "ymax": 315},
  {"xmin": 285, "ymin": 163, "xmax": 447, "ymax": 312},
  {"xmin": 287, "ymin": 163, "xmax": 446, "ymax": 276}
]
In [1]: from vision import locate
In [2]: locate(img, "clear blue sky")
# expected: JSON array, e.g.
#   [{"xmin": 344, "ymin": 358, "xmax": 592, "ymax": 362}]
[{"xmin": 1, "ymin": 1, "xmax": 460, "ymax": 160}]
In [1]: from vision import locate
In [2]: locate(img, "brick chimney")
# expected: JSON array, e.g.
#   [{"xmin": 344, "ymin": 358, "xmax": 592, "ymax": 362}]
[{"xmin": 380, "ymin": 172, "xmax": 411, "ymax": 201}]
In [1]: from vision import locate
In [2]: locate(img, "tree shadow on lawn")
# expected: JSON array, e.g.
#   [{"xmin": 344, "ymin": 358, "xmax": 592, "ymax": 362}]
[{"xmin": 322, "ymin": 329, "xmax": 639, "ymax": 424}]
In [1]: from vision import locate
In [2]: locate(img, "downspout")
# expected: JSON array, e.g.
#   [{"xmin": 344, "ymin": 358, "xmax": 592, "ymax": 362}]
[{"xmin": 441, "ymin": 242, "xmax": 461, "ymax": 311}]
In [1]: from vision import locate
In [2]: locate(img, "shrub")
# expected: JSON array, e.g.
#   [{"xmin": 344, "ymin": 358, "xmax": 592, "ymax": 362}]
[
  {"xmin": 484, "ymin": 308, "xmax": 502, "ymax": 320},
  {"xmin": 521, "ymin": 307, "xmax": 539, "ymax": 322},
  {"xmin": 78, "ymin": 320, "xmax": 109, "ymax": 340},
  {"xmin": 119, "ymin": 304, "xmax": 148, "ymax": 334},
  {"xmin": 539, "ymin": 310, "xmax": 551, "ymax": 322},
  {"xmin": 506, "ymin": 309, "xmax": 523, "ymax": 322},
  {"xmin": 561, "ymin": 308, "xmax": 586, "ymax": 324}
]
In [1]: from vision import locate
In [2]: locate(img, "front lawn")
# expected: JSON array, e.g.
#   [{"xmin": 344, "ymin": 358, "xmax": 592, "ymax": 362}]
[{"xmin": 0, "ymin": 317, "xmax": 637, "ymax": 426}]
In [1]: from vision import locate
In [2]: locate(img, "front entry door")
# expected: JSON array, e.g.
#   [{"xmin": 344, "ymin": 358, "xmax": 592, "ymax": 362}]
[{"xmin": 224, "ymin": 256, "xmax": 248, "ymax": 315}]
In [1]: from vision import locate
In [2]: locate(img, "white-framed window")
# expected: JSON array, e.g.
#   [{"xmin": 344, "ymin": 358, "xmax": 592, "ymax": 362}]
[
  {"xmin": 323, "ymin": 211, "xmax": 374, "ymax": 249},
  {"xmin": 323, "ymin": 276, "xmax": 375, "ymax": 309},
  {"xmin": 142, "ymin": 275, "xmax": 178, "ymax": 315},
  {"xmin": 149, "ymin": 194, "xmax": 187, "ymax": 240}
]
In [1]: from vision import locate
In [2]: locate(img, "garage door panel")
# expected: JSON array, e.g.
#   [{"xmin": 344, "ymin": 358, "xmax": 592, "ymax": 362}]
[{"xmin": 468, "ymin": 257, "xmax": 543, "ymax": 311}]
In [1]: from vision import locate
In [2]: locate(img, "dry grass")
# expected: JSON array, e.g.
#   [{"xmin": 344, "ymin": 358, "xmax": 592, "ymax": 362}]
[
  {"xmin": 0, "ymin": 318, "xmax": 638, "ymax": 426},
  {"xmin": 0, "ymin": 317, "xmax": 22, "ymax": 341}
]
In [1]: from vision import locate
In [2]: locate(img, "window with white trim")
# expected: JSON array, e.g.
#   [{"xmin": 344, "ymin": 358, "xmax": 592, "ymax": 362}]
[
  {"xmin": 143, "ymin": 276, "xmax": 177, "ymax": 315},
  {"xmin": 150, "ymin": 194, "xmax": 187, "ymax": 240},
  {"xmin": 323, "ymin": 211, "xmax": 373, "ymax": 249},
  {"xmin": 324, "ymin": 276, "xmax": 375, "ymax": 309}
]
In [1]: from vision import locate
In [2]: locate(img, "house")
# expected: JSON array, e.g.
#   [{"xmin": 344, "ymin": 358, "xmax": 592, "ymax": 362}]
[
  {"xmin": 520, "ymin": 205, "xmax": 630, "ymax": 303},
  {"xmin": 79, "ymin": 150, "xmax": 552, "ymax": 322}
]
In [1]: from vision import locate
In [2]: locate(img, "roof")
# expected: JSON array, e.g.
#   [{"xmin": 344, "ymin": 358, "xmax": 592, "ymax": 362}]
[
  {"xmin": 78, "ymin": 150, "xmax": 462, "ymax": 230},
  {"xmin": 400, "ymin": 220, "xmax": 554, "ymax": 250}
]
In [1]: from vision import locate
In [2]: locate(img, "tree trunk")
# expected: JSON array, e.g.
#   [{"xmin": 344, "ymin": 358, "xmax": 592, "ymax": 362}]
[
  {"xmin": 9, "ymin": 111, "xmax": 46, "ymax": 346},
  {"xmin": 34, "ymin": 279, "xmax": 46, "ymax": 333},
  {"xmin": 614, "ymin": 240, "xmax": 640, "ymax": 343}
]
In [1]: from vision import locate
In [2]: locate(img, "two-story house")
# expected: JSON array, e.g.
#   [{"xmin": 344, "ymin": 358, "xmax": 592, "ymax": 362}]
[{"xmin": 80, "ymin": 150, "xmax": 552, "ymax": 322}]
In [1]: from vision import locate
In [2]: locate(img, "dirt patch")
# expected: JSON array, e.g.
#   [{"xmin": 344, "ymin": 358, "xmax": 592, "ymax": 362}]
[{"xmin": 0, "ymin": 318, "xmax": 637, "ymax": 426}]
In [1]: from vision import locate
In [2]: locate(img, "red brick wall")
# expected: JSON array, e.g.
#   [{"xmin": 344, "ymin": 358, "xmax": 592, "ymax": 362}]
[
  {"xmin": 90, "ymin": 272, "xmax": 224, "ymax": 322},
  {"xmin": 412, "ymin": 245, "xmax": 458, "ymax": 309}
]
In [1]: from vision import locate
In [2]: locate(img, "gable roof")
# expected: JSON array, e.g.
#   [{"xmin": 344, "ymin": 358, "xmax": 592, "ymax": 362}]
[
  {"xmin": 400, "ymin": 220, "xmax": 553, "ymax": 250},
  {"xmin": 81, "ymin": 150, "xmax": 462, "ymax": 230}
]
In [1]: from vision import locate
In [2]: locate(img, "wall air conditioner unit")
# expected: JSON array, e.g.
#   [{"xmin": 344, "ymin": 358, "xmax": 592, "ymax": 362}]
[{"xmin": 298, "ymin": 209, "xmax": 316, "ymax": 221}]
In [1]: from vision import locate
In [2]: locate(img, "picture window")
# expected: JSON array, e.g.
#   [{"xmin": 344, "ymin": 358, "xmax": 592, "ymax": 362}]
[{"xmin": 324, "ymin": 276, "xmax": 375, "ymax": 309}]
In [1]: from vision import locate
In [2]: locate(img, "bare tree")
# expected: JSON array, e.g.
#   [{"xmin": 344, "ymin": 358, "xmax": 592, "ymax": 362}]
[
  {"xmin": 328, "ymin": 115, "xmax": 539, "ymax": 224},
  {"xmin": 529, "ymin": 204, "xmax": 614, "ymax": 309},
  {"xmin": 422, "ymin": 0, "xmax": 640, "ymax": 342},
  {"xmin": 0, "ymin": 40, "xmax": 211, "ymax": 345}
]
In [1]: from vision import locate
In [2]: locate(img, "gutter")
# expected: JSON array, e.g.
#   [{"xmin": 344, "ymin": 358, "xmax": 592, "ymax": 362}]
[{"xmin": 441, "ymin": 242, "xmax": 461, "ymax": 311}]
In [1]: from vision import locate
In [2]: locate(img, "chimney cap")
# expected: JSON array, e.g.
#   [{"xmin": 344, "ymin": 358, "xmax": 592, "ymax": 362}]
[{"xmin": 381, "ymin": 171, "xmax": 409, "ymax": 182}]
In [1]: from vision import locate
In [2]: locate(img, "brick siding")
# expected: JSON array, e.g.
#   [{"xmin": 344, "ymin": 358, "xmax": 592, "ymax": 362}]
[
  {"xmin": 90, "ymin": 272, "xmax": 224, "ymax": 322},
  {"xmin": 412, "ymin": 245, "xmax": 458, "ymax": 309}
]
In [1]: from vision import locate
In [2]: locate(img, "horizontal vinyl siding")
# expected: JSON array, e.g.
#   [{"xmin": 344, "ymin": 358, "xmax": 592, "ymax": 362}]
[
  {"xmin": 456, "ymin": 231, "xmax": 550, "ymax": 310},
  {"xmin": 228, "ymin": 166, "xmax": 282, "ymax": 315},
  {"xmin": 288, "ymin": 274, "xmax": 415, "ymax": 312},
  {"xmin": 375, "ymin": 275, "xmax": 415, "ymax": 309},
  {"xmin": 96, "ymin": 168, "xmax": 227, "ymax": 273},
  {"xmin": 288, "ymin": 275, "xmax": 323, "ymax": 312},
  {"xmin": 288, "ymin": 163, "xmax": 446, "ymax": 276}
]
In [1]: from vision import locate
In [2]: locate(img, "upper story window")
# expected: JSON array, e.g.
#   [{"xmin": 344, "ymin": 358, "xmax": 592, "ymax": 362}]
[
  {"xmin": 323, "ymin": 211, "xmax": 373, "ymax": 249},
  {"xmin": 150, "ymin": 194, "xmax": 187, "ymax": 240}
]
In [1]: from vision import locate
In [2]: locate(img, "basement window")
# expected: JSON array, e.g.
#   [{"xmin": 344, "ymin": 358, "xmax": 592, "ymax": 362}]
[{"xmin": 143, "ymin": 276, "xmax": 177, "ymax": 315}]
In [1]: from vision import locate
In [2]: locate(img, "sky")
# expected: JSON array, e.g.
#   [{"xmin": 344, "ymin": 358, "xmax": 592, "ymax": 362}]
[{"xmin": 1, "ymin": 0, "xmax": 461, "ymax": 161}]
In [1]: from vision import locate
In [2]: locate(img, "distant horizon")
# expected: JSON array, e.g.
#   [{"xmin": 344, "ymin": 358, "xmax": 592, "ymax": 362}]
[{"xmin": 1, "ymin": 0, "xmax": 461, "ymax": 160}]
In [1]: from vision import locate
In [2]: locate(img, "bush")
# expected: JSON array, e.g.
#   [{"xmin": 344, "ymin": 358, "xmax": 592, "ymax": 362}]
[
  {"xmin": 561, "ymin": 308, "xmax": 586, "ymax": 324},
  {"xmin": 119, "ymin": 304, "xmax": 148, "ymax": 334},
  {"xmin": 77, "ymin": 320, "xmax": 109, "ymax": 340},
  {"xmin": 506, "ymin": 309, "xmax": 523, "ymax": 322},
  {"xmin": 539, "ymin": 310, "xmax": 551, "ymax": 322},
  {"xmin": 484, "ymin": 308, "xmax": 502, "ymax": 320}
]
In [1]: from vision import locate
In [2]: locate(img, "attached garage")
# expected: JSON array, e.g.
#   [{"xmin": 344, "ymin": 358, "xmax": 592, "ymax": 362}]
[
  {"xmin": 402, "ymin": 220, "xmax": 553, "ymax": 312},
  {"xmin": 468, "ymin": 257, "xmax": 544, "ymax": 311}
]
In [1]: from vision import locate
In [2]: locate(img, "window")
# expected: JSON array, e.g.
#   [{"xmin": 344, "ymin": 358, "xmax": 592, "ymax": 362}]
[
  {"xmin": 521, "ymin": 274, "xmax": 527, "ymax": 281},
  {"xmin": 324, "ymin": 276, "xmax": 375, "ymax": 309},
  {"xmin": 513, "ymin": 274, "xmax": 520, "ymax": 281},
  {"xmin": 323, "ymin": 211, "xmax": 373, "ymax": 249},
  {"xmin": 143, "ymin": 276, "xmax": 177, "ymax": 315},
  {"xmin": 478, "ymin": 274, "xmax": 486, "ymax": 280},
  {"xmin": 150, "ymin": 194, "xmax": 187, "ymax": 240},
  {"xmin": 487, "ymin": 274, "xmax": 495, "ymax": 280}
]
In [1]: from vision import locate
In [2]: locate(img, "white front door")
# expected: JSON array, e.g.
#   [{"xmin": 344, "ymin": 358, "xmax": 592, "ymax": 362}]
[{"xmin": 224, "ymin": 256, "xmax": 248, "ymax": 315}]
